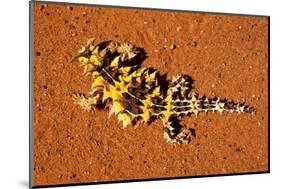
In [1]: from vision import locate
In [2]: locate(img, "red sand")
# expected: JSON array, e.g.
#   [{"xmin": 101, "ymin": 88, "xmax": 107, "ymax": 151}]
[{"xmin": 33, "ymin": 2, "xmax": 268, "ymax": 186}]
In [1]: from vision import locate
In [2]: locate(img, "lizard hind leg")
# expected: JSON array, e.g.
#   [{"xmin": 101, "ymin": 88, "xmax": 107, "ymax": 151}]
[
  {"xmin": 169, "ymin": 75, "xmax": 193, "ymax": 97},
  {"xmin": 162, "ymin": 116, "xmax": 195, "ymax": 144}
]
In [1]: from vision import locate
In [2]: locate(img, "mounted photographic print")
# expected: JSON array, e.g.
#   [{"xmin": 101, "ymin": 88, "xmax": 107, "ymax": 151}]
[{"xmin": 30, "ymin": 1, "xmax": 269, "ymax": 188}]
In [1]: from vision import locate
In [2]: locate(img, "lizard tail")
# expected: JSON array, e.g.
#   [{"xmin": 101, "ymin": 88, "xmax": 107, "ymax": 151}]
[{"xmin": 197, "ymin": 96, "xmax": 256, "ymax": 115}]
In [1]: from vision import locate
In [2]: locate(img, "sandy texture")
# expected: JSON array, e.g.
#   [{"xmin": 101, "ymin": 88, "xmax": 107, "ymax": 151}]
[{"xmin": 33, "ymin": 2, "xmax": 269, "ymax": 187}]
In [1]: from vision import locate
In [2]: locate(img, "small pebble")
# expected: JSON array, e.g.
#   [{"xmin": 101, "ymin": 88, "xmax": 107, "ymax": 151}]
[
  {"xmin": 144, "ymin": 21, "xmax": 147, "ymax": 25},
  {"xmin": 176, "ymin": 26, "xmax": 182, "ymax": 31},
  {"xmin": 67, "ymin": 6, "xmax": 73, "ymax": 11},
  {"xmin": 80, "ymin": 28, "xmax": 86, "ymax": 33},
  {"xmin": 211, "ymin": 84, "xmax": 215, "ymax": 88},
  {"xmin": 40, "ymin": 4, "xmax": 48, "ymax": 11},
  {"xmin": 169, "ymin": 44, "xmax": 176, "ymax": 50},
  {"xmin": 82, "ymin": 11, "xmax": 87, "ymax": 16},
  {"xmin": 191, "ymin": 41, "xmax": 197, "ymax": 47},
  {"xmin": 72, "ymin": 32, "xmax": 77, "ymax": 37},
  {"xmin": 238, "ymin": 26, "xmax": 242, "ymax": 30}
]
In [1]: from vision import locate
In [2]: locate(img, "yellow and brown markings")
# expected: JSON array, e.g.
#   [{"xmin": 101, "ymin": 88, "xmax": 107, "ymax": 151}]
[{"xmin": 72, "ymin": 38, "xmax": 255, "ymax": 144}]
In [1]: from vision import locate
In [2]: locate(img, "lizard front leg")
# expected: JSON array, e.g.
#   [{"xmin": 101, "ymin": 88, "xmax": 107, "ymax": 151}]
[{"xmin": 72, "ymin": 86, "xmax": 104, "ymax": 111}]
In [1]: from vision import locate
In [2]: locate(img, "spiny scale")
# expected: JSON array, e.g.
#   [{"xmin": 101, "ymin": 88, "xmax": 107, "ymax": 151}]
[{"xmin": 72, "ymin": 38, "xmax": 256, "ymax": 144}]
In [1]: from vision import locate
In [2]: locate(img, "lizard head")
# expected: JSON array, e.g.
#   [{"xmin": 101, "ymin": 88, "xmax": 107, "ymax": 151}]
[{"xmin": 73, "ymin": 38, "xmax": 140, "ymax": 76}]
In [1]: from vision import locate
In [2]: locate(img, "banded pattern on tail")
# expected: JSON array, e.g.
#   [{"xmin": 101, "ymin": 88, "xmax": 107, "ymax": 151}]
[{"xmin": 197, "ymin": 96, "xmax": 255, "ymax": 115}]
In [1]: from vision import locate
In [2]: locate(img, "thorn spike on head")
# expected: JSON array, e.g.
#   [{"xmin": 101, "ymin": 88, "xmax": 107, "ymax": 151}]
[
  {"xmin": 87, "ymin": 38, "xmax": 95, "ymax": 46},
  {"xmin": 122, "ymin": 122, "xmax": 129, "ymax": 128},
  {"xmin": 109, "ymin": 108, "xmax": 114, "ymax": 117}
]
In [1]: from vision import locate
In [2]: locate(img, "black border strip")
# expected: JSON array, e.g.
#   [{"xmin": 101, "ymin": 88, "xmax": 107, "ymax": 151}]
[
  {"xmin": 268, "ymin": 16, "xmax": 270, "ymax": 173},
  {"xmin": 29, "ymin": 1, "xmax": 270, "ymax": 188},
  {"xmin": 32, "ymin": 171, "xmax": 269, "ymax": 188},
  {"xmin": 29, "ymin": 1, "xmax": 35, "ymax": 188}
]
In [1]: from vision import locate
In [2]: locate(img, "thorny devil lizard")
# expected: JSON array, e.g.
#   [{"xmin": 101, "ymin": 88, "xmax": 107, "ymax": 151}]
[{"xmin": 72, "ymin": 38, "xmax": 255, "ymax": 144}]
